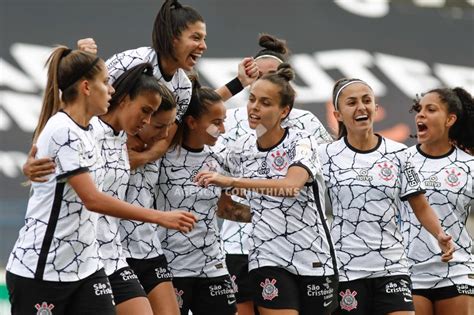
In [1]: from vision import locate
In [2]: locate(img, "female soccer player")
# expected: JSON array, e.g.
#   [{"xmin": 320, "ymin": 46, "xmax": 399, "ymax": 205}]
[
  {"xmin": 319, "ymin": 78, "xmax": 454, "ymax": 315},
  {"xmin": 405, "ymin": 87, "xmax": 474, "ymax": 315},
  {"xmin": 196, "ymin": 64, "xmax": 338, "ymax": 315},
  {"xmin": 7, "ymin": 47, "xmax": 195, "ymax": 315}
]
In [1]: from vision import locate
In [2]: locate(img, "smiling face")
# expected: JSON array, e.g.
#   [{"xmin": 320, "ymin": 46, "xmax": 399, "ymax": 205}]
[
  {"xmin": 118, "ymin": 91, "xmax": 161, "ymax": 136},
  {"xmin": 414, "ymin": 92, "xmax": 456, "ymax": 146},
  {"xmin": 247, "ymin": 79, "xmax": 290, "ymax": 135},
  {"xmin": 186, "ymin": 100, "xmax": 226, "ymax": 147},
  {"xmin": 172, "ymin": 21, "xmax": 207, "ymax": 71},
  {"xmin": 333, "ymin": 82, "xmax": 377, "ymax": 135},
  {"xmin": 138, "ymin": 107, "xmax": 177, "ymax": 145}
]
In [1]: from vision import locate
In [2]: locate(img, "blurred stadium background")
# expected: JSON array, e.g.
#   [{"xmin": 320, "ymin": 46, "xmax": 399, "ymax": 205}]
[{"xmin": 1, "ymin": 0, "xmax": 473, "ymax": 313}]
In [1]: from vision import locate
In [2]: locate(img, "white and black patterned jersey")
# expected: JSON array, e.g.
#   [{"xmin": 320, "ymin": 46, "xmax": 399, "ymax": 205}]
[
  {"xmin": 106, "ymin": 47, "xmax": 192, "ymax": 122},
  {"xmin": 403, "ymin": 145, "xmax": 474, "ymax": 289},
  {"xmin": 226, "ymin": 128, "xmax": 336, "ymax": 276},
  {"xmin": 156, "ymin": 144, "xmax": 228, "ymax": 278},
  {"xmin": 7, "ymin": 112, "xmax": 105, "ymax": 281},
  {"xmin": 91, "ymin": 118, "xmax": 131, "ymax": 276},
  {"xmin": 319, "ymin": 136, "xmax": 425, "ymax": 282},
  {"xmin": 120, "ymin": 159, "xmax": 164, "ymax": 259},
  {"xmin": 219, "ymin": 107, "xmax": 333, "ymax": 256}
]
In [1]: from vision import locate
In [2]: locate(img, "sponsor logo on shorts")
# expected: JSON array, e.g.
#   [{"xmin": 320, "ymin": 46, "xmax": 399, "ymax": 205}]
[
  {"xmin": 230, "ymin": 275, "xmax": 239, "ymax": 293},
  {"xmin": 35, "ymin": 302, "xmax": 54, "ymax": 315},
  {"xmin": 209, "ymin": 283, "xmax": 235, "ymax": 297},
  {"xmin": 307, "ymin": 277, "xmax": 335, "ymax": 307},
  {"xmin": 120, "ymin": 269, "xmax": 139, "ymax": 281},
  {"xmin": 175, "ymin": 289, "xmax": 184, "ymax": 308},
  {"xmin": 155, "ymin": 267, "xmax": 173, "ymax": 279},
  {"xmin": 260, "ymin": 278, "xmax": 279, "ymax": 301},
  {"xmin": 339, "ymin": 289, "xmax": 358, "ymax": 311},
  {"xmin": 385, "ymin": 279, "xmax": 412, "ymax": 302},
  {"xmin": 456, "ymin": 284, "xmax": 474, "ymax": 295},
  {"xmin": 93, "ymin": 282, "xmax": 113, "ymax": 296}
]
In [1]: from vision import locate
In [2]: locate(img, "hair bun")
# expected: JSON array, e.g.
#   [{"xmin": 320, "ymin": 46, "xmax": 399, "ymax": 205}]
[
  {"xmin": 258, "ymin": 34, "xmax": 288, "ymax": 55},
  {"xmin": 276, "ymin": 63, "xmax": 295, "ymax": 81}
]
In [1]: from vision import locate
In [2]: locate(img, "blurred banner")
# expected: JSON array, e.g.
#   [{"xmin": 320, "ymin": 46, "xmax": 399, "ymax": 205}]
[{"xmin": 1, "ymin": 0, "xmax": 473, "ymax": 266}]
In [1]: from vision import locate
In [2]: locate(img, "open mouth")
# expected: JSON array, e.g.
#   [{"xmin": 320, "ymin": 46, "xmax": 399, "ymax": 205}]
[
  {"xmin": 248, "ymin": 114, "xmax": 260, "ymax": 122},
  {"xmin": 354, "ymin": 114, "xmax": 369, "ymax": 122},
  {"xmin": 417, "ymin": 122, "xmax": 428, "ymax": 133},
  {"xmin": 189, "ymin": 53, "xmax": 202, "ymax": 63}
]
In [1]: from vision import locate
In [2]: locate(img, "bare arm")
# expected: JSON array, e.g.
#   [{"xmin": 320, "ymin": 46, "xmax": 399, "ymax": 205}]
[
  {"xmin": 195, "ymin": 165, "xmax": 310, "ymax": 197},
  {"xmin": 408, "ymin": 193, "xmax": 454, "ymax": 262},
  {"xmin": 215, "ymin": 57, "xmax": 259, "ymax": 102},
  {"xmin": 216, "ymin": 193, "xmax": 251, "ymax": 223},
  {"xmin": 69, "ymin": 172, "xmax": 196, "ymax": 232}
]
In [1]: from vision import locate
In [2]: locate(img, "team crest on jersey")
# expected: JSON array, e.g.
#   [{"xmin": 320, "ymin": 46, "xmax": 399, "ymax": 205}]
[
  {"xmin": 339, "ymin": 289, "xmax": 358, "ymax": 311},
  {"xmin": 260, "ymin": 278, "xmax": 279, "ymax": 301},
  {"xmin": 175, "ymin": 289, "xmax": 184, "ymax": 308},
  {"xmin": 271, "ymin": 150, "xmax": 288, "ymax": 171},
  {"xmin": 35, "ymin": 302, "xmax": 55, "ymax": 315},
  {"xmin": 377, "ymin": 161, "xmax": 394, "ymax": 181},
  {"xmin": 444, "ymin": 168, "xmax": 461, "ymax": 187}
]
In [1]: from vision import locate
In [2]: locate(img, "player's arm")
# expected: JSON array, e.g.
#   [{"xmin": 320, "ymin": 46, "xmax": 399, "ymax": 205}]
[
  {"xmin": 216, "ymin": 193, "xmax": 251, "ymax": 223},
  {"xmin": 408, "ymin": 194, "xmax": 454, "ymax": 262},
  {"xmin": 195, "ymin": 165, "xmax": 309, "ymax": 197},
  {"xmin": 68, "ymin": 171, "xmax": 196, "ymax": 232},
  {"xmin": 215, "ymin": 57, "xmax": 259, "ymax": 102}
]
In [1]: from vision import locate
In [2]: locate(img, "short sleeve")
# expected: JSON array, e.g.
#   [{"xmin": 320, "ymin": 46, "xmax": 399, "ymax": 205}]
[
  {"xmin": 289, "ymin": 135, "xmax": 322, "ymax": 182},
  {"xmin": 49, "ymin": 127, "xmax": 90, "ymax": 181},
  {"xmin": 106, "ymin": 47, "xmax": 152, "ymax": 84},
  {"xmin": 399, "ymin": 149, "xmax": 425, "ymax": 201}
]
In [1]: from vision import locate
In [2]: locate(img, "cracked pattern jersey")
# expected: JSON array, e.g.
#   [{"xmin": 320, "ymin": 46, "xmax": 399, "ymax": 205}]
[
  {"xmin": 403, "ymin": 145, "xmax": 474, "ymax": 289},
  {"xmin": 92, "ymin": 118, "xmax": 131, "ymax": 276},
  {"xmin": 226, "ymin": 128, "xmax": 336, "ymax": 276},
  {"xmin": 120, "ymin": 158, "xmax": 165, "ymax": 259},
  {"xmin": 106, "ymin": 47, "xmax": 192, "ymax": 122},
  {"xmin": 156, "ymin": 144, "xmax": 229, "ymax": 278},
  {"xmin": 319, "ymin": 136, "xmax": 425, "ymax": 282},
  {"xmin": 219, "ymin": 107, "xmax": 333, "ymax": 255},
  {"xmin": 7, "ymin": 112, "xmax": 105, "ymax": 281}
]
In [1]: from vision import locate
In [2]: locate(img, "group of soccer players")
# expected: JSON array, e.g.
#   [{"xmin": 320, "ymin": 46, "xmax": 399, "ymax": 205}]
[{"xmin": 5, "ymin": 0, "xmax": 474, "ymax": 314}]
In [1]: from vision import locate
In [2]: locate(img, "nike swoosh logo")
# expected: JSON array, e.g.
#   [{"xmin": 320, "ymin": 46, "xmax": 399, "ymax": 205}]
[
  {"xmin": 171, "ymin": 167, "xmax": 181, "ymax": 172},
  {"xmin": 404, "ymin": 298, "xmax": 412, "ymax": 302},
  {"xmin": 323, "ymin": 300, "xmax": 332, "ymax": 307}
]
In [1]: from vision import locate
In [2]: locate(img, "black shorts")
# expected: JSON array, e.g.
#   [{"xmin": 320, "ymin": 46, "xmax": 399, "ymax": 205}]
[
  {"xmin": 226, "ymin": 254, "xmax": 254, "ymax": 303},
  {"xmin": 413, "ymin": 284, "xmax": 474, "ymax": 301},
  {"xmin": 172, "ymin": 275, "xmax": 237, "ymax": 315},
  {"xmin": 333, "ymin": 275, "xmax": 414, "ymax": 315},
  {"xmin": 127, "ymin": 255, "xmax": 173, "ymax": 294},
  {"xmin": 6, "ymin": 269, "xmax": 115, "ymax": 315},
  {"xmin": 108, "ymin": 266, "xmax": 147, "ymax": 305},
  {"xmin": 250, "ymin": 266, "xmax": 338, "ymax": 315}
]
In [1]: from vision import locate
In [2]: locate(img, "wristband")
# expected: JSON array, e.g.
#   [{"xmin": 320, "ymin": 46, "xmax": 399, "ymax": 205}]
[{"xmin": 225, "ymin": 77, "xmax": 244, "ymax": 96}]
